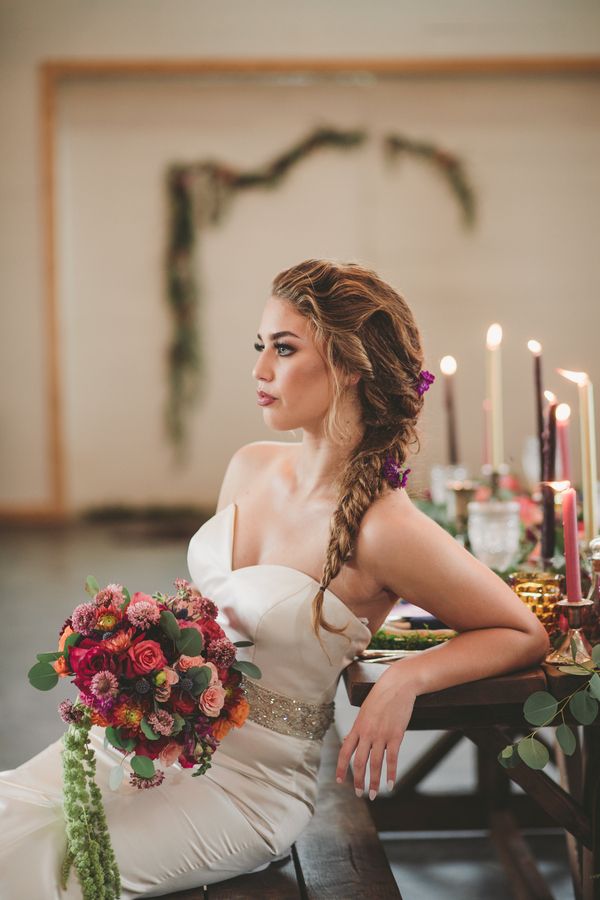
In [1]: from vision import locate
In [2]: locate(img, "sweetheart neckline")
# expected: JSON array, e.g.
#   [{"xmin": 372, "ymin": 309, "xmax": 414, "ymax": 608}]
[{"xmin": 221, "ymin": 502, "xmax": 372, "ymax": 639}]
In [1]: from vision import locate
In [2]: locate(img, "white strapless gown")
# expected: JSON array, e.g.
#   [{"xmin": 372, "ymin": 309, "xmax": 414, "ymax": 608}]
[{"xmin": 0, "ymin": 503, "xmax": 371, "ymax": 899}]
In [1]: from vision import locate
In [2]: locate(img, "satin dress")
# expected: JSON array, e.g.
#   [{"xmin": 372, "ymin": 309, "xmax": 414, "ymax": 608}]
[{"xmin": 0, "ymin": 503, "xmax": 371, "ymax": 898}]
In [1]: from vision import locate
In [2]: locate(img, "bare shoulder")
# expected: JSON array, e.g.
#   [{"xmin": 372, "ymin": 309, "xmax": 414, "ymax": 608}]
[{"xmin": 216, "ymin": 441, "xmax": 299, "ymax": 511}]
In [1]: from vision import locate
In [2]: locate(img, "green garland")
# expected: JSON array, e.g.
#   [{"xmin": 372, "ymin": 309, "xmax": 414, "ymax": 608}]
[
  {"xmin": 60, "ymin": 709, "xmax": 121, "ymax": 899},
  {"xmin": 384, "ymin": 134, "xmax": 476, "ymax": 227},
  {"xmin": 165, "ymin": 126, "xmax": 366, "ymax": 460},
  {"xmin": 165, "ymin": 128, "xmax": 476, "ymax": 457}
]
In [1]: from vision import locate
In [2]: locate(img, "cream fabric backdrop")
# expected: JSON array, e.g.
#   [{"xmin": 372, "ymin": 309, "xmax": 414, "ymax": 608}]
[{"xmin": 53, "ymin": 73, "xmax": 600, "ymax": 511}]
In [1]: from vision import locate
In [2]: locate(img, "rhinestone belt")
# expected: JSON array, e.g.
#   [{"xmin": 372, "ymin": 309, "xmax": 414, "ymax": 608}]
[{"xmin": 241, "ymin": 675, "xmax": 335, "ymax": 742}]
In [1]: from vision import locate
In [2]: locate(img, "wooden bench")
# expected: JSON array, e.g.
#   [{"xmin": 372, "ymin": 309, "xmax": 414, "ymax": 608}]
[{"xmin": 164, "ymin": 728, "xmax": 401, "ymax": 899}]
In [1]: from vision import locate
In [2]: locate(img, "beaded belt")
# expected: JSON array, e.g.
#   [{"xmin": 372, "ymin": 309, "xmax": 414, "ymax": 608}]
[{"xmin": 241, "ymin": 676, "xmax": 335, "ymax": 742}]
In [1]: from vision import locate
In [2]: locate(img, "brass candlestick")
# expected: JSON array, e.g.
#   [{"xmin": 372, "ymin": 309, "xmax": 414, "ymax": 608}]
[
  {"xmin": 447, "ymin": 480, "xmax": 477, "ymax": 541},
  {"xmin": 545, "ymin": 598, "xmax": 594, "ymax": 665}
]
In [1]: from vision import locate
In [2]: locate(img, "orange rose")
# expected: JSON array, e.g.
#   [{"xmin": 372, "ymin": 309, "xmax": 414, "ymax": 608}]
[
  {"xmin": 177, "ymin": 654, "xmax": 204, "ymax": 672},
  {"xmin": 228, "ymin": 698, "xmax": 250, "ymax": 728},
  {"xmin": 52, "ymin": 656, "xmax": 70, "ymax": 677},
  {"xmin": 211, "ymin": 718, "xmax": 233, "ymax": 741},
  {"xmin": 58, "ymin": 626, "xmax": 74, "ymax": 652}
]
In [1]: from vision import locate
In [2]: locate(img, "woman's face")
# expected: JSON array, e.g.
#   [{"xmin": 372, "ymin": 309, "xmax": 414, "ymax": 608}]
[{"xmin": 252, "ymin": 295, "xmax": 334, "ymax": 433}]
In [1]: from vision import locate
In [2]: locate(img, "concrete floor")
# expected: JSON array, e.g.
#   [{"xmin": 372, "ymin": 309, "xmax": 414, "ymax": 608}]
[{"xmin": 0, "ymin": 519, "xmax": 575, "ymax": 898}]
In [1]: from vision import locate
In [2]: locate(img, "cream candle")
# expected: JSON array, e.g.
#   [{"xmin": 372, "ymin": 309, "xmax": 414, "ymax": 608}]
[
  {"xmin": 486, "ymin": 324, "xmax": 503, "ymax": 472},
  {"xmin": 558, "ymin": 370, "xmax": 598, "ymax": 544},
  {"xmin": 561, "ymin": 486, "xmax": 582, "ymax": 601}
]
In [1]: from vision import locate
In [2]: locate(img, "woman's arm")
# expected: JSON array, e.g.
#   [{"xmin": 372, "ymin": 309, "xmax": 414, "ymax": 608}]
[{"xmin": 336, "ymin": 495, "xmax": 550, "ymax": 798}]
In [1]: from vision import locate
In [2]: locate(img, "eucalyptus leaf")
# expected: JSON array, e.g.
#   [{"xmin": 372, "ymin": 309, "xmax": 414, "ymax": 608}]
[
  {"xmin": 233, "ymin": 640, "xmax": 254, "ymax": 648},
  {"xmin": 523, "ymin": 691, "xmax": 558, "ymax": 727},
  {"xmin": 556, "ymin": 723, "xmax": 577, "ymax": 756},
  {"xmin": 592, "ymin": 644, "xmax": 600, "ymax": 666},
  {"xmin": 517, "ymin": 737, "xmax": 550, "ymax": 770},
  {"xmin": 109, "ymin": 765, "xmax": 124, "ymax": 791},
  {"xmin": 570, "ymin": 690, "xmax": 599, "ymax": 725},
  {"xmin": 131, "ymin": 756, "xmax": 155, "ymax": 778},
  {"xmin": 177, "ymin": 627, "xmax": 203, "ymax": 657},
  {"xmin": 232, "ymin": 660, "xmax": 262, "ymax": 679},
  {"xmin": 190, "ymin": 667, "xmax": 211, "ymax": 694},
  {"xmin": 27, "ymin": 661, "xmax": 59, "ymax": 691},
  {"xmin": 558, "ymin": 665, "xmax": 592, "ymax": 676},
  {"xmin": 106, "ymin": 727, "xmax": 135, "ymax": 752},
  {"xmin": 497, "ymin": 746, "xmax": 519, "ymax": 769},
  {"xmin": 588, "ymin": 673, "xmax": 600, "ymax": 701},
  {"xmin": 62, "ymin": 632, "xmax": 81, "ymax": 658},
  {"xmin": 122, "ymin": 587, "xmax": 131, "ymax": 603},
  {"xmin": 500, "ymin": 744, "xmax": 514, "ymax": 759},
  {"xmin": 160, "ymin": 610, "xmax": 181, "ymax": 642},
  {"xmin": 36, "ymin": 651, "xmax": 62, "ymax": 663},
  {"xmin": 140, "ymin": 718, "xmax": 161, "ymax": 741},
  {"xmin": 85, "ymin": 575, "xmax": 101, "ymax": 598},
  {"xmin": 171, "ymin": 713, "xmax": 185, "ymax": 735}
]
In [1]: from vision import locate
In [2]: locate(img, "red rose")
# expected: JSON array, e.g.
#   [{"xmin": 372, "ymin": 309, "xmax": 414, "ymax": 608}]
[
  {"xmin": 69, "ymin": 643, "xmax": 120, "ymax": 690},
  {"xmin": 199, "ymin": 619, "xmax": 225, "ymax": 644},
  {"xmin": 133, "ymin": 734, "xmax": 169, "ymax": 760},
  {"xmin": 171, "ymin": 691, "xmax": 196, "ymax": 716},
  {"xmin": 124, "ymin": 639, "xmax": 167, "ymax": 678}
]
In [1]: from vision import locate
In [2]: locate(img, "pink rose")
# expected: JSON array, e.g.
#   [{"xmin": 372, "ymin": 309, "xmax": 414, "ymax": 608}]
[
  {"xmin": 125, "ymin": 639, "xmax": 167, "ymax": 677},
  {"xmin": 159, "ymin": 741, "xmax": 181, "ymax": 768},
  {"xmin": 177, "ymin": 654, "xmax": 205, "ymax": 672},
  {"xmin": 199, "ymin": 684, "xmax": 226, "ymax": 717}
]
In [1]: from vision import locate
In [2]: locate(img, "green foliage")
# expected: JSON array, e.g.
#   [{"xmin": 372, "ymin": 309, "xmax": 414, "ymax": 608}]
[
  {"xmin": 569, "ymin": 690, "xmax": 598, "ymax": 725},
  {"xmin": 517, "ymin": 737, "xmax": 550, "ymax": 770},
  {"xmin": 159, "ymin": 609, "xmax": 181, "ymax": 642},
  {"xmin": 368, "ymin": 628, "xmax": 455, "ymax": 651},
  {"xmin": 523, "ymin": 691, "xmax": 558, "ymax": 727},
  {"xmin": 556, "ymin": 723, "xmax": 576, "ymax": 756},
  {"xmin": 131, "ymin": 755, "xmax": 155, "ymax": 778},
  {"xmin": 84, "ymin": 575, "xmax": 101, "ymax": 598},
  {"xmin": 105, "ymin": 727, "xmax": 135, "ymax": 753},
  {"xmin": 232, "ymin": 660, "xmax": 262, "ymax": 679},
  {"xmin": 176, "ymin": 626, "xmax": 203, "ymax": 657},
  {"xmin": 140, "ymin": 718, "xmax": 160, "ymax": 741},
  {"xmin": 28, "ymin": 661, "xmax": 59, "ymax": 691}
]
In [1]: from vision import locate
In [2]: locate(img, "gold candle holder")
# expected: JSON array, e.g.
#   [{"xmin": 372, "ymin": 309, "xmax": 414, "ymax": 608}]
[
  {"xmin": 447, "ymin": 480, "xmax": 477, "ymax": 537},
  {"xmin": 545, "ymin": 598, "xmax": 593, "ymax": 665},
  {"xmin": 508, "ymin": 571, "xmax": 563, "ymax": 635}
]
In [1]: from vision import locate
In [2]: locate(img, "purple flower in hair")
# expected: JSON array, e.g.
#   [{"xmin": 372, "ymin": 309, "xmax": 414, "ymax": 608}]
[
  {"xmin": 417, "ymin": 370, "xmax": 435, "ymax": 396},
  {"xmin": 383, "ymin": 454, "xmax": 411, "ymax": 490}
]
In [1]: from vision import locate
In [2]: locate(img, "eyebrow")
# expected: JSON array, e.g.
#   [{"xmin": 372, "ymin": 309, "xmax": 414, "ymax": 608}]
[{"xmin": 256, "ymin": 331, "xmax": 302, "ymax": 341}]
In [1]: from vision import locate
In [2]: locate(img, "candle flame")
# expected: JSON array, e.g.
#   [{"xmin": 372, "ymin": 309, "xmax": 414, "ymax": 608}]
[
  {"xmin": 558, "ymin": 368, "xmax": 589, "ymax": 386},
  {"xmin": 556, "ymin": 402, "xmax": 571, "ymax": 422},
  {"xmin": 440, "ymin": 355, "xmax": 457, "ymax": 376},
  {"xmin": 543, "ymin": 480, "xmax": 571, "ymax": 493},
  {"xmin": 544, "ymin": 390, "xmax": 556, "ymax": 403},
  {"xmin": 527, "ymin": 339, "xmax": 542, "ymax": 356},
  {"xmin": 486, "ymin": 323, "xmax": 503, "ymax": 349}
]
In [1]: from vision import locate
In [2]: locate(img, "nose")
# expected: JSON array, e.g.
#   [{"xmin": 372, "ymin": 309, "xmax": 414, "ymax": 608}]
[{"xmin": 252, "ymin": 348, "xmax": 274, "ymax": 385}]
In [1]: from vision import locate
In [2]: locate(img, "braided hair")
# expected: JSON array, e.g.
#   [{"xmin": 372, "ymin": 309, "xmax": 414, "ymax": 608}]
[{"xmin": 271, "ymin": 259, "xmax": 426, "ymax": 638}]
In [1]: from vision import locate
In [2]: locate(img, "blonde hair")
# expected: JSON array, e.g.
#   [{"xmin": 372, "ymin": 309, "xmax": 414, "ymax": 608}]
[{"xmin": 271, "ymin": 259, "xmax": 425, "ymax": 638}]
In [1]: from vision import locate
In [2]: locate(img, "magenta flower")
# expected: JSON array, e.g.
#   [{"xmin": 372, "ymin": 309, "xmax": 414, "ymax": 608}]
[
  {"xmin": 71, "ymin": 603, "xmax": 98, "ymax": 636},
  {"xmin": 130, "ymin": 770, "xmax": 165, "ymax": 789},
  {"xmin": 383, "ymin": 454, "xmax": 411, "ymax": 490},
  {"xmin": 417, "ymin": 370, "xmax": 435, "ymax": 397},
  {"xmin": 126, "ymin": 599, "xmax": 161, "ymax": 629},
  {"xmin": 207, "ymin": 637, "xmax": 236, "ymax": 669},
  {"xmin": 90, "ymin": 670, "xmax": 119, "ymax": 699},
  {"xmin": 148, "ymin": 710, "xmax": 175, "ymax": 736}
]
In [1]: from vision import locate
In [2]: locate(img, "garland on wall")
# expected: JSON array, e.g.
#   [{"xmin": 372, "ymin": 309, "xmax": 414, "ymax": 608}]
[
  {"xmin": 384, "ymin": 134, "xmax": 476, "ymax": 227},
  {"xmin": 165, "ymin": 127, "xmax": 476, "ymax": 459}
]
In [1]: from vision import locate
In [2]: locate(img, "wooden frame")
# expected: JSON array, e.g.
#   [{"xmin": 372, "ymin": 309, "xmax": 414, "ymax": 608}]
[{"xmin": 4, "ymin": 55, "xmax": 599, "ymax": 523}]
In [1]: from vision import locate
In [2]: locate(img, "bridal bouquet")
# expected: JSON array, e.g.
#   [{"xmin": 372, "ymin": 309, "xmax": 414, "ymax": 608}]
[{"xmin": 28, "ymin": 576, "xmax": 260, "ymax": 900}]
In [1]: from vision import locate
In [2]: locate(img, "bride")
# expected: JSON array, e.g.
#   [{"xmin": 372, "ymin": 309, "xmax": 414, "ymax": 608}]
[{"xmin": 0, "ymin": 259, "xmax": 549, "ymax": 898}]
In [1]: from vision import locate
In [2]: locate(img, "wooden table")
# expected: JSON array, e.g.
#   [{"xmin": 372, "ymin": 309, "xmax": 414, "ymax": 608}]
[{"xmin": 344, "ymin": 660, "xmax": 600, "ymax": 900}]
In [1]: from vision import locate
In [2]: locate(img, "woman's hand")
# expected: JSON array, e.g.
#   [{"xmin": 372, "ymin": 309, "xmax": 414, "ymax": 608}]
[{"xmin": 335, "ymin": 665, "xmax": 417, "ymax": 798}]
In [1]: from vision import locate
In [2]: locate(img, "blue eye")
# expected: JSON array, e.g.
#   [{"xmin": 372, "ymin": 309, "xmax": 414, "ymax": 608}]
[{"xmin": 274, "ymin": 343, "xmax": 294, "ymax": 356}]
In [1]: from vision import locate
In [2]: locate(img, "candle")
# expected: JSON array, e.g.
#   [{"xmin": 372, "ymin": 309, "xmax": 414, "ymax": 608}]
[
  {"xmin": 482, "ymin": 399, "xmax": 491, "ymax": 468},
  {"xmin": 440, "ymin": 355, "xmax": 459, "ymax": 465},
  {"xmin": 561, "ymin": 486, "xmax": 582, "ymax": 601},
  {"xmin": 556, "ymin": 403, "xmax": 572, "ymax": 483},
  {"xmin": 528, "ymin": 340, "xmax": 544, "ymax": 483},
  {"xmin": 486, "ymin": 324, "xmax": 504, "ymax": 472},
  {"xmin": 558, "ymin": 370, "xmax": 598, "ymax": 544},
  {"xmin": 541, "ymin": 391, "xmax": 558, "ymax": 562}
]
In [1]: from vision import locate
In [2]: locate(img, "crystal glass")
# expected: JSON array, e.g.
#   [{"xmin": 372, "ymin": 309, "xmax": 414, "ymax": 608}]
[
  {"xmin": 430, "ymin": 463, "xmax": 468, "ymax": 507},
  {"xmin": 467, "ymin": 500, "xmax": 521, "ymax": 571}
]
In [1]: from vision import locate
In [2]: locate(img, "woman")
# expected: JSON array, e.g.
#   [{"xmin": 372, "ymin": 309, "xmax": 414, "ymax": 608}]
[{"xmin": 0, "ymin": 259, "xmax": 548, "ymax": 897}]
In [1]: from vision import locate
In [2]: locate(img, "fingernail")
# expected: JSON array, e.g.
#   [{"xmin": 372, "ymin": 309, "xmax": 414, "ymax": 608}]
[
  {"xmin": 336, "ymin": 777, "xmax": 342, "ymax": 784},
  {"xmin": 355, "ymin": 787, "xmax": 363, "ymax": 798},
  {"xmin": 387, "ymin": 780, "xmax": 394, "ymax": 792},
  {"xmin": 369, "ymin": 789, "xmax": 377, "ymax": 801}
]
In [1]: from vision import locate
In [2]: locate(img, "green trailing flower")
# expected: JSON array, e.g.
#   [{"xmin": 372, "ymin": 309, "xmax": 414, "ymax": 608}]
[
  {"xmin": 61, "ymin": 708, "xmax": 121, "ymax": 899},
  {"xmin": 498, "ymin": 642, "xmax": 600, "ymax": 772}
]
